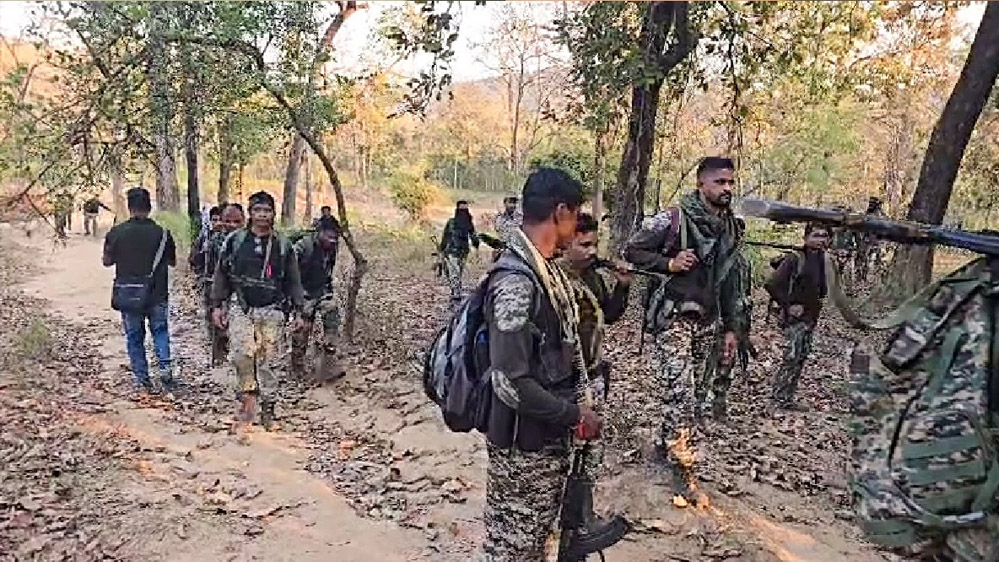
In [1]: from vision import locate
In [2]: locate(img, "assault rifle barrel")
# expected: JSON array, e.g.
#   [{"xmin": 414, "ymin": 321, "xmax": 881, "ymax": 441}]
[
  {"xmin": 740, "ymin": 198, "xmax": 999, "ymax": 256},
  {"xmin": 744, "ymin": 240, "xmax": 805, "ymax": 252},
  {"xmin": 593, "ymin": 258, "xmax": 670, "ymax": 280}
]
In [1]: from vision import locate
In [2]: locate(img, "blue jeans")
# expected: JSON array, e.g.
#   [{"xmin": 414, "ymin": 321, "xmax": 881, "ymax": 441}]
[{"xmin": 121, "ymin": 301, "xmax": 172, "ymax": 384}]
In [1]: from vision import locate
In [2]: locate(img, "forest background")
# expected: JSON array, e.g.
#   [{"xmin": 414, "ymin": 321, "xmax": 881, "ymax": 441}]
[{"xmin": 2, "ymin": 1, "xmax": 998, "ymax": 325}]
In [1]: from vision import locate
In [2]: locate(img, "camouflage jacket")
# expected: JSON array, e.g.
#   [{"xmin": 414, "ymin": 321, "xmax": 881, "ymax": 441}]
[
  {"xmin": 494, "ymin": 210, "xmax": 523, "ymax": 244},
  {"xmin": 624, "ymin": 191, "xmax": 749, "ymax": 335}
]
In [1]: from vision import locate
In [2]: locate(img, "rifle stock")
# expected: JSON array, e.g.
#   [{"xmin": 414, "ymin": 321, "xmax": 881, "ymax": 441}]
[{"xmin": 740, "ymin": 198, "xmax": 999, "ymax": 256}]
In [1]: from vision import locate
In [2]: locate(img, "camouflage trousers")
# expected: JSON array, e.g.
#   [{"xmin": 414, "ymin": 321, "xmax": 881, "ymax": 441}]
[
  {"xmin": 772, "ymin": 321, "xmax": 814, "ymax": 406},
  {"xmin": 229, "ymin": 306, "xmax": 286, "ymax": 405},
  {"xmin": 290, "ymin": 295, "xmax": 341, "ymax": 373},
  {"xmin": 652, "ymin": 319, "xmax": 723, "ymax": 457},
  {"xmin": 443, "ymin": 253, "xmax": 467, "ymax": 302},
  {"xmin": 482, "ymin": 440, "xmax": 571, "ymax": 562}
]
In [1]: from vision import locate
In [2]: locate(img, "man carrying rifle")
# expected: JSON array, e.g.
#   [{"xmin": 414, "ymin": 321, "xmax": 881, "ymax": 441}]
[
  {"xmin": 740, "ymin": 196, "xmax": 999, "ymax": 561},
  {"xmin": 764, "ymin": 223, "xmax": 830, "ymax": 410},
  {"xmin": 624, "ymin": 156, "xmax": 749, "ymax": 500},
  {"xmin": 480, "ymin": 168, "xmax": 602, "ymax": 561},
  {"xmin": 439, "ymin": 200, "xmax": 480, "ymax": 305},
  {"xmin": 558, "ymin": 212, "xmax": 632, "ymax": 555}
]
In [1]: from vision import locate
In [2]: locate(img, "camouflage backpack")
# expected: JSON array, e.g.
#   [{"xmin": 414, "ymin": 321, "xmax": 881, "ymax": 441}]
[{"xmin": 847, "ymin": 258, "xmax": 999, "ymax": 556}]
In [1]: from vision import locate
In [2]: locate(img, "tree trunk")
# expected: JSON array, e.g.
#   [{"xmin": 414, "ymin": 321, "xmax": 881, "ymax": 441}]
[
  {"xmin": 148, "ymin": 1, "xmax": 180, "ymax": 211},
  {"xmin": 304, "ymin": 151, "xmax": 313, "ymax": 222},
  {"xmin": 280, "ymin": 2, "xmax": 360, "ymax": 224},
  {"xmin": 610, "ymin": 83, "xmax": 663, "ymax": 250},
  {"xmin": 218, "ymin": 113, "xmax": 234, "ymax": 204},
  {"xmin": 282, "ymin": 135, "xmax": 306, "ymax": 224},
  {"xmin": 609, "ymin": 2, "xmax": 695, "ymax": 252},
  {"xmin": 182, "ymin": 10, "xmax": 201, "ymax": 239},
  {"xmin": 593, "ymin": 128, "xmax": 607, "ymax": 226},
  {"xmin": 890, "ymin": 2, "xmax": 999, "ymax": 295},
  {"xmin": 110, "ymin": 148, "xmax": 126, "ymax": 220}
]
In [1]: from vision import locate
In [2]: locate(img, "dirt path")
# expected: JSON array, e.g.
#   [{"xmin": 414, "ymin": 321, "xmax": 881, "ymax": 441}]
[
  {"xmin": 14, "ymin": 232, "xmax": 428, "ymax": 561},
  {"xmin": 5, "ymin": 227, "xmax": 889, "ymax": 562}
]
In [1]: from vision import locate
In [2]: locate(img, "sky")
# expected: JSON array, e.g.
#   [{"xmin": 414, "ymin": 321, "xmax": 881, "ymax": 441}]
[
  {"xmin": 0, "ymin": 1, "xmax": 989, "ymax": 82},
  {"xmin": 0, "ymin": 0, "xmax": 502, "ymax": 81}
]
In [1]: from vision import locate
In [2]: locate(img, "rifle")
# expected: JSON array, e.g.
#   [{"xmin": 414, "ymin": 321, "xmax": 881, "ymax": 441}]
[
  {"xmin": 740, "ymin": 198, "xmax": 999, "ymax": 255},
  {"xmin": 556, "ymin": 445, "xmax": 630, "ymax": 561},
  {"xmin": 744, "ymin": 240, "xmax": 805, "ymax": 252},
  {"xmin": 592, "ymin": 258, "xmax": 671, "ymax": 280},
  {"xmin": 478, "ymin": 232, "xmax": 505, "ymax": 250}
]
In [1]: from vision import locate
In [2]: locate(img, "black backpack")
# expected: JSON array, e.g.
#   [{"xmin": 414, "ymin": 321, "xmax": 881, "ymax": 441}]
[{"xmin": 423, "ymin": 262, "xmax": 537, "ymax": 432}]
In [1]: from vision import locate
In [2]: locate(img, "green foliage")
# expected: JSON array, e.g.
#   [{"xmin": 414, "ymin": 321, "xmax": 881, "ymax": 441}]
[
  {"xmin": 15, "ymin": 319, "xmax": 52, "ymax": 359},
  {"xmin": 387, "ymin": 160, "xmax": 444, "ymax": 221},
  {"xmin": 153, "ymin": 211, "xmax": 193, "ymax": 252}
]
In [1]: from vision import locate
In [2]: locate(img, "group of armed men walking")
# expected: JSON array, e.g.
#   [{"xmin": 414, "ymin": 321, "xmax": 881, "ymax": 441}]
[
  {"xmin": 104, "ymin": 187, "xmax": 346, "ymax": 441},
  {"xmin": 436, "ymin": 159, "xmax": 849, "ymax": 560},
  {"xmin": 458, "ymin": 158, "xmax": 999, "ymax": 561}
]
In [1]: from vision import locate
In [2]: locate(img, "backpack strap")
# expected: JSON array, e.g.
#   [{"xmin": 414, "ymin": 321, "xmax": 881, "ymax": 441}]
[{"xmin": 149, "ymin": 229, "xmax": 168, "ymax": 279}]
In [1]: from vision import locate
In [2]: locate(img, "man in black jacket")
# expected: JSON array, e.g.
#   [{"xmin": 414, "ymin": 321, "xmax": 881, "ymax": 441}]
[
  {"xmin": 765, "ymin": 223, "xmax": 830, "ymax": 409},
  {"xmin": 102, "ymin": 188, "xmax": 177, "ymax": 393},
  {"xmin": 481, "ymin": 168, "xmax": 601, "ymax": 561},
  {"xmin": 291, "ymin": 216, "xmax": 344, "ymax": 381}
]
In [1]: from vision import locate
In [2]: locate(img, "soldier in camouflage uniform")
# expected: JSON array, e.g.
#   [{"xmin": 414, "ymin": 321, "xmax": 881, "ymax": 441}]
[
  {"xmin": 481, "ymin": 168, "xmax": 601, "ymax": 561},
  {"xmin": 624, "ymin": 157, "xmax": 749, "ymax": 498},
  {"xmin": 848, "ymin": 256, "xmax": 999, "ymax": 560},
  {"xmin": 211, "ymin": 192, "xmax": 305, "ymax": 437},
  {"xmin": 764, "ymin": 223, "xmax": 830, "ymax": 409},
  {"xmin": 854, "ymin": 197, "xmax": 885, "ymax": 282},
  {"xmin": 438, "ymin": 200, "xmax": 480, "ymax": 305},
  {"xmin": 493, "ymin": 196, "xmax": 523, "ymax": 261},
  {"xmin": 202, "ymin": 204, "xmax": 244, "ymax": 366},
  {"xmin": 560, "ymin": 212, "xmax": 632, "ymax": 480},
  {"xmin": 290, "ymin": 216, "xmax": 344, "ymax": 381}
]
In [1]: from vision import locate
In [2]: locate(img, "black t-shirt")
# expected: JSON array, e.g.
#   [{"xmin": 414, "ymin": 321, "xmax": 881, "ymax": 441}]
[{"xmin": 104, "ymin": 218, "xmax": 177, "ymax": 304}]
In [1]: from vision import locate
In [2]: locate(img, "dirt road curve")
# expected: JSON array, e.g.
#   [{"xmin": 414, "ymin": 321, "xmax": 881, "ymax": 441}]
[{"xmin": 1, "ymin": 226, "xmax": 886, "ymax": 562}]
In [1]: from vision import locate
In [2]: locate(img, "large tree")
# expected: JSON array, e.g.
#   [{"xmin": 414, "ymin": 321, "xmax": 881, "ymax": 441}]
[
  {"xmin": 610, "ymin": 3, "xmax": 697, "ymax": 250},
  {"xmin": 891, "ymin": 3, "xmax": 999, "ymax": 294}
]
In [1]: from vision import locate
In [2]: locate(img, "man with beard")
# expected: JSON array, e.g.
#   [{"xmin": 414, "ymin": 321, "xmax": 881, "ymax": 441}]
[
  {"xmin": 438, "ymin": 200, "xmax": 479, "ymax": 305},
  {"xmin": 624, "ymin": 156, "xmax": 749, "ymax": 501},
  {"xmin": 481, "ymin": 167, "xmax": 602, "ymax": 560},
  {"xmin": 211, "ymin": 191, "xmax": 305, "ymax": 437},
  {"xmin": 765, "ymin": 223, "xmax": 830, "ymax": 410},
  {"xmin": 290, "ymin": 215, "xmax": 345, "ymax": 381}
]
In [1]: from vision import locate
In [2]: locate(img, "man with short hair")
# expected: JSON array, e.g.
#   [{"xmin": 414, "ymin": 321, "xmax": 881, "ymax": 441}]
[
  {"xmin": 439, "ymin": 200, "xmax": 479, "ymax": 304},
  {"xmin": 291, "ymin": 215, "xmax": 344, "ymax": 381},
  {"xmin": 312, "ymin": 205, "xmax": 334, "ymax": 229},
  {"xmin": 559, "ymin": 211, "xmax": 632, "ymax": 541},
  {"xmin": 766, "ymin": 223, "xmax": 830, "ymax": 409},
  {"xmin": 481, "ymin": 168, "xmax": 602, "ymax": 560},
  {"xmin": 624, "ymin": 156, "xmax": 749, "ymax": 500},
  {"xmin": 855, "ymin": 197, "xmax": 885, "ymax": 281},
  {"xmin": 211, "ymin": 191, "xmax": 306, "ymax": 435},
  {"xmin": 83, "ymin": 196, "xmax": 112, "ymax": 236},
  {"xmin": 203, "ymin": 204, "xmax": 245, "ymax": 366},
  {"xmin": 491, "ymin": 196, "xmax": 522, "ymax": 262},
  {"xmin": 103, "ymin": 187, "xmax": 177, "ymax": 393}
]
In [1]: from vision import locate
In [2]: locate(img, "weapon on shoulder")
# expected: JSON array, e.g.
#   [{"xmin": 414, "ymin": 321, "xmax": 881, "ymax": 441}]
[
  {"xmin": 740, "ymin": 198, "xmax": 999, "ymax": 255},
  {"xmin": 593, "ymin": 258, "xmax": 671, "ymax": 280},
  {"xmin": 477, "ymin": 232, "xmax": 505, "ymax": 250},
  {"xmin": 745, "ymin": 240, "xmax": 805, "ymax": 252}
]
